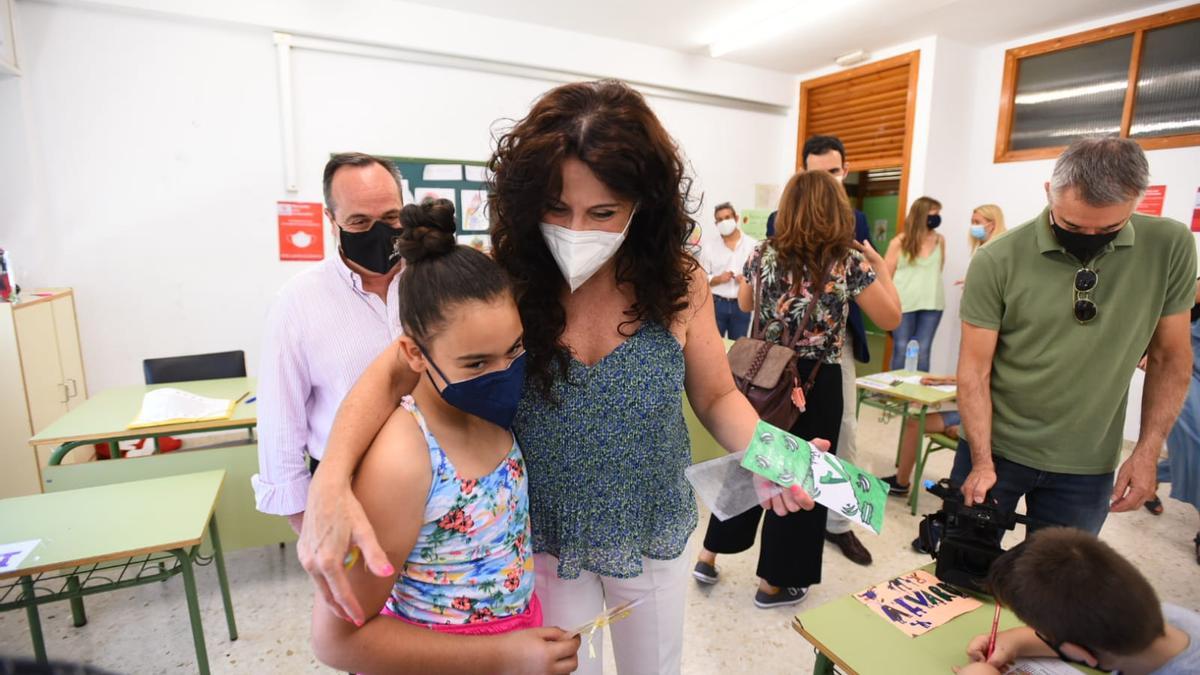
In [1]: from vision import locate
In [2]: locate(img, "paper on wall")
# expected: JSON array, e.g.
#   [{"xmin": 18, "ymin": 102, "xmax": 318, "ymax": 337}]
[
  {"xmin": 464, "ymin": 165, "xmax": 488, "ymax": 183},
  {"xmin": 423, "ymin": 164, "xmax": 463, "ymax": 181},
  {"xmin": 0, "ymin": 539, "xmax": 41, "ymax": 572},
  {"xmin": 461, "ymin": 189, "xmax": 490, "ymax": 232},
  {"xmin": 413, "ymin": 186, "xmax": 456, "ymax": 206},
  {"xmin": 457, "ymin": 234, "xmax": 492, "ymax": 252}
]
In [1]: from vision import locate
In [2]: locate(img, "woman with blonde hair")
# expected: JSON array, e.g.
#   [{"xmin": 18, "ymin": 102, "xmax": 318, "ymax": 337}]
[
  {"xmin": 695, "ymin": 170, "xmax": 900, "ymax": 607},
  {"xmin": 885, "ymin": 196, "xmax": 944, "ymax": 371},
  {"xmin": 969, "ymin": 204, "xmax": 1006, "ymax": 253}
]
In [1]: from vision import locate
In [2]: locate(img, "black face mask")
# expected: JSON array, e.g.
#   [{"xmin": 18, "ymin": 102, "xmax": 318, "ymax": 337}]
[
  {"xmin": 339, "ymin": 220, "xmax": 400, "ymax": 274},
  {"xmin": 1049, "ymin": 213, "xmax": 1121, "ymax": 263},
  {"xmin": 927, "ymin": 214, "xmax": 941, "ymax": 229}
]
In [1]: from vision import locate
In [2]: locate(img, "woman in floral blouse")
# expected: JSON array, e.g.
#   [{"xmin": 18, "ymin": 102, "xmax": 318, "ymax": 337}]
[{"xmin": 695, "ymin": 170, "xmax": 901, "ymax": 608}]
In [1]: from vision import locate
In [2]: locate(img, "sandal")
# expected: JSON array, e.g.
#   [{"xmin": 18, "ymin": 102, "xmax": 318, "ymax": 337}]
[{"xmin": 1144, "ymin": 496, "xmax": 1164, "ymax": 516}]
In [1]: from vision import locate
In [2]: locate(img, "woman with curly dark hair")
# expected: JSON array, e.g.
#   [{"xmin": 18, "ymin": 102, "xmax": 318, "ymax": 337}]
[{"xmin": 295, "ymin": 80, "xmax": 815, "ymax": 674}]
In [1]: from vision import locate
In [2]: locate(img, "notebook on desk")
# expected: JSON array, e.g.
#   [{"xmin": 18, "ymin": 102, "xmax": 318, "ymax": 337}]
[{"xmin": 127, "ymin": 388, "xmax": 247, "ymax": 429}]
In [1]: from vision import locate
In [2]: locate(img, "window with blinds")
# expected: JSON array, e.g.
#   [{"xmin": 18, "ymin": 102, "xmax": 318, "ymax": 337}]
[
  {"xmin": 995, "ymin": 4, "xmax": 1200, "ymax": 162},
  {"xmin": 797, "ymin": 52, "xmax": 919, "ymax": 172}
]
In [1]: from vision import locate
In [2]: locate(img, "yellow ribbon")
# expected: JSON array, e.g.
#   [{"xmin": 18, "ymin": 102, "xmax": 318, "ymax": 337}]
[{"xmin": 582, "ymin": 607, "xmax": 636, "ymax": 659}]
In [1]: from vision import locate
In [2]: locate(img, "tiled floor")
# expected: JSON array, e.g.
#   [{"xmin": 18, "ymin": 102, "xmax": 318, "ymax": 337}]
[{"xmin": 1, "ymin": 414, "xmax": 1196, "ymax": 674}]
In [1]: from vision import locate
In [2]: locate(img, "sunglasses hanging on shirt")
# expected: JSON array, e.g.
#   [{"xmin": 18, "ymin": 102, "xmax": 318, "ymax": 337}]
[{"xmin": 1073, "ymin": 267, "xmax": 1098, "ymax": 324}]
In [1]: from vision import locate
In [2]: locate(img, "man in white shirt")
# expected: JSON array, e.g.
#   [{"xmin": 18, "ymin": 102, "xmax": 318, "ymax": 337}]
[
  {"xmin": 252, "ymin": 153, "xmax": 406, "ymax": 533},
  {"xmin": 700, "ymin": 202, "xmax": 758, "ymax": 339}
]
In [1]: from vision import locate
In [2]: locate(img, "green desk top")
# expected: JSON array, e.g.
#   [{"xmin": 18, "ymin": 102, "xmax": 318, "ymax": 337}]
[
  {"xmin": 30, "ymin": 377, "xmax": 257, "ymax": 446},
  {"xmin": 794, "ymin": 566, "xmax": 1096, "ymax": 674},
  {"xmin": 856, "ymin": 370, "xmax": 958, "ymax": 406},
  {"xmin": 0, "ymin": 470, "xmax": 225, "ymax": 580}
]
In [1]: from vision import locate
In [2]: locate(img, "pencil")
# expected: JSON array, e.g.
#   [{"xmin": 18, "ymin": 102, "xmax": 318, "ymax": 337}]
[{"xmin": 985, "ymin": 601, "xmax": 1002, "ymax": 661}]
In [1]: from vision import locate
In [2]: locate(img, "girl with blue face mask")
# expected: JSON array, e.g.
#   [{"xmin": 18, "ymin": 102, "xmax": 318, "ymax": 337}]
[{"xmin": 311, "ymin": 198, "xmax": 582, "ymax": 675}]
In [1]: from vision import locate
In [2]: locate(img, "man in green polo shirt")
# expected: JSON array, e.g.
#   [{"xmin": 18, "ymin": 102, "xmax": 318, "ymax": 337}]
[{"xmin": 952, "ymin": 137, "xmax": 1194, "ymax": 535}]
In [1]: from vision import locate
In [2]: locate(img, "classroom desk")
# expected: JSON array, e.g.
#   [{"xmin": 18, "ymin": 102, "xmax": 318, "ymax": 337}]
[
  {"xmin": 31, "ymin": 377, "xmax": 257, "ymax": 466},
  {"xmin": 0, "ymin": 471, "xmax": 237, "ymax": 674},
  {"xmin": 793, "ymin": 566, "xmax": 1098, "ymax": 675},
  {"xmin": 31, "ymin": 376, "xmax": 294, "ymax": 551},
  {"xmin": 855, "ymin": 370, "xmax": 957, "ymax": 514}
]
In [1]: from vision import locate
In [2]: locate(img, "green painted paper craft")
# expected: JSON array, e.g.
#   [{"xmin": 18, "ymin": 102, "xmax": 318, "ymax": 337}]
[
  {"xmin": 741, "ymin": 420, "xmax": 888, "ymax": 535},
  {"xmin": 740, "ymin": 422, "xmax": 815, "ymax": 490},
  {"xmin": 816, "ymin": 452, "xmax": 888, "ymax": 534}
]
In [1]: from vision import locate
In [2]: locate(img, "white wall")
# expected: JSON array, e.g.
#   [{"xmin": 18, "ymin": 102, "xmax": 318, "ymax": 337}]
[
  {"xmin": 3, "ymin": 3, "xmax": 285, "ymax": 393},
  {"xmin": 0, "ymin": 0, "xmax": 796, "ymax": 393}
]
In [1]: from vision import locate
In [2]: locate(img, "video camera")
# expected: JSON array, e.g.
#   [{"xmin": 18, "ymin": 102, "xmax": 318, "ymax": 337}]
[{"xmin": 918, "ymin": 478, "xmax": 1034, "ymax": 593}]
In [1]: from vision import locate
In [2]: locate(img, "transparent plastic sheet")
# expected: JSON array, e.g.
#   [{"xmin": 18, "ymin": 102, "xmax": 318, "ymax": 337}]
[
  {"xmin": 687, "ymin": 421, "xmax": 890, "ymax": 533},
  {"xmin": 684, "ymin": 451, "xmax": 785, "ymax": 521}
]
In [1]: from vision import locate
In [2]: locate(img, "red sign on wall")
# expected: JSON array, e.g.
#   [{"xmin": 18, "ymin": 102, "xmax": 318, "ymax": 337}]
[
  {"xmin": 1136, "ymin": 185, "xmax": 1166, "ymax": 217},
  {"xmin": 1192, "ymin": 187, "xmax": 1200, "ymax": 233},
  {"xmin": 278, "ymin": 201, "xmax": 324, "ymax": 261}
]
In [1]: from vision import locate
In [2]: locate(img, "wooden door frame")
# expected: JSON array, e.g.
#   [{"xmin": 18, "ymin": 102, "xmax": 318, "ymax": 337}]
[
  {"xmin": 796, "ymin": 50, "xmax": 921, "ymax": 240},
  {"xmin": 797, "ymin": 51, "xmax": 921, "ymax": 368}
]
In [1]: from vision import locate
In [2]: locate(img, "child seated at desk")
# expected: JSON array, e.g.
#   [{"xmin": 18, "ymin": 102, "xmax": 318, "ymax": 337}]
[
  {"xmin": 956, "ymin": 527, "xmax": 1199, "ymax": 675},
  {"xmin": 881, "ymin": 375, "xmax": 958, "ymax": 497}
]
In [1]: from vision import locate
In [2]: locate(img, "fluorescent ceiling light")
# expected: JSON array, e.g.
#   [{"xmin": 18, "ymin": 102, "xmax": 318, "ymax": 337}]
[
  {"xmin": 707, "ymin": 1, "xmax": 856, "ymax": 58},
  {"xmin": 1014, "ymin": 80, "xmax": 1126, "ymax": 105}
]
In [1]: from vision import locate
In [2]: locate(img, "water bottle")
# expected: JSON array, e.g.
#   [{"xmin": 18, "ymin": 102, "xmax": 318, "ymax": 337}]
[{"xmin": 904, "ymin": 339, "xmax": 920, "ymax": 372}]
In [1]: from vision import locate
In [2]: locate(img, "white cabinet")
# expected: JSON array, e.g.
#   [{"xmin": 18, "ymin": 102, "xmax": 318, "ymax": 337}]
[
  {"xmin": 0, "ymin": 0, "xmax": 18, "ymax": 76},
  {"xmin": 0, "ymin": 289, "xmax": 90, "ymax": 498}
]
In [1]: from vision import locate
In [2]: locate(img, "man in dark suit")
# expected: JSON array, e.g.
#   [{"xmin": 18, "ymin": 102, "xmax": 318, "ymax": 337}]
[{"xmin": 768, "ymin": 135, "xmax": 876, "ymax": 565}]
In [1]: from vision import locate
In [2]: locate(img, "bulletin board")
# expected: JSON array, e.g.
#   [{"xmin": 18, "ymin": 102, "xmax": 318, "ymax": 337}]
[{"xmin": 383, "ymin": 156, "xmax": 492, "ymax": 250}]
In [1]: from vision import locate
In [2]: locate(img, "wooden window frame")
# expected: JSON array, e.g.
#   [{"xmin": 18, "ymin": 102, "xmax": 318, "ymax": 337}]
[{"xmin": 994, "ymin": 3, "xmax": 1200, "ymax": 163}]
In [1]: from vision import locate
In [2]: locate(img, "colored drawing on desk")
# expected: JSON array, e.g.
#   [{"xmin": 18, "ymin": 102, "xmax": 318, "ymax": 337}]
[
  {"xmin": 741, "ymin": 421, "xmax": 889, "ymax": 534},
  {"xmin": 854, "ymin": 570, "xmax": 981, "ymax": 637},
  {"xmin": 0, "ymin": 539, "xmax": 41, "ymax": 572}
]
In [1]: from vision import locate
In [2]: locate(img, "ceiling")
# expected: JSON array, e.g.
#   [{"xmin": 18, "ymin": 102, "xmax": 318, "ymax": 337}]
[{"xmin": 401, "ymin": 0, "xmax": 1157, "ymax": 73}]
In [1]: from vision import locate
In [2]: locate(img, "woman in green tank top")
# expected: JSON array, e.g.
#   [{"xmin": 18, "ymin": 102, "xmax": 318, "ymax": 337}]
[{"xmin": 885, "ymin": 196, "xmax": 945, "ymax": 372}]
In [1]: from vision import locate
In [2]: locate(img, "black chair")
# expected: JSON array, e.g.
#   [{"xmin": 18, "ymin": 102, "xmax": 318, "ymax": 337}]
[{"xmin": 143, "ymin": 350, "xmax": 246, "ymax": 384}]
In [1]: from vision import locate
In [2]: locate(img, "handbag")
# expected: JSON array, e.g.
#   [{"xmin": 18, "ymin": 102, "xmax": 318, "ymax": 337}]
[{"xmin": 727, "ymin": 261, "xmax": 831, "ymax": 429}]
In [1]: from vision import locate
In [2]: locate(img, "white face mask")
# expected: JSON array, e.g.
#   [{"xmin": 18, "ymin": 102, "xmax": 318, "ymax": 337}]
[
  {"xmin": 539, "ymin": 209, "xmax": 635, "ymax": 292},
  {"xmin": 717, "ymin": 218, "xmax": 738, "ymax": 237}
]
